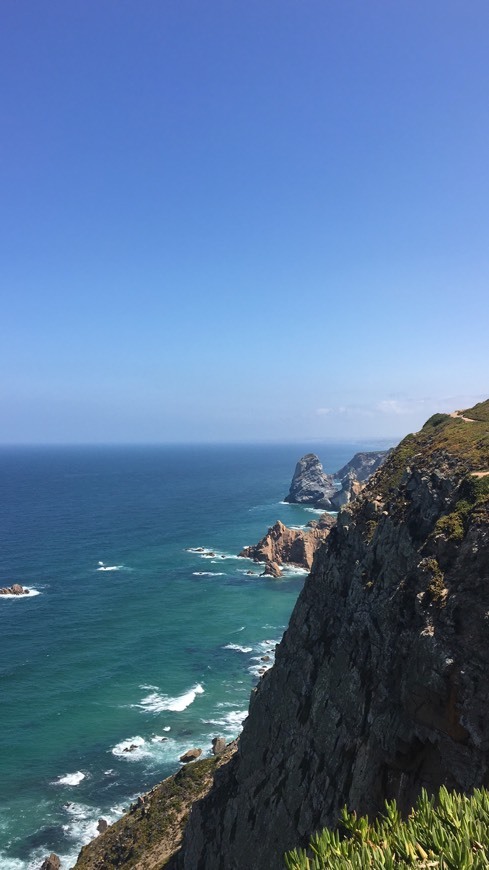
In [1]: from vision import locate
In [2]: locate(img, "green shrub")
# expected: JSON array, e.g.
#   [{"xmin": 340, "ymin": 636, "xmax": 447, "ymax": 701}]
[
  {"xmin": 422, "ymin": 413, "xmax": 450, "ymax": 430},
  {"xmin": 285, "ymin": 786, "xmax": 489, "ymax": 869},
  {"xmin": 434, "ymin": 475, "xmax": 489, "ymax": 542}
]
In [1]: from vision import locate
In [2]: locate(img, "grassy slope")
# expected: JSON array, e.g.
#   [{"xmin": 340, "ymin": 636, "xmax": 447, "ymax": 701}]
[{"xmin": 374, "ymin": 399, "xmax": 489, "ymax": 499}]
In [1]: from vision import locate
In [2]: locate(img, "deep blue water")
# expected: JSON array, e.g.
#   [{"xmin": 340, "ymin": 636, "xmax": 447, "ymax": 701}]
[{"xmin": 0, "ymin": 442, "xmax": 392, "ymax": 869}]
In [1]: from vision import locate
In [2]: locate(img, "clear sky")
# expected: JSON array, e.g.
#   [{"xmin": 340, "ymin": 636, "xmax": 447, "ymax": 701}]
[{"xmin": 1, "ymin": 0, "xmax": 488, "ymax": 444}]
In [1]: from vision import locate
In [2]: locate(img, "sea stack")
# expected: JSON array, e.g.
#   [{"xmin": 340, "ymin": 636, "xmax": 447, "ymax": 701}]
[{"xmin": 284, "ymin": 453, "xmax": 336, "ymax": 508}]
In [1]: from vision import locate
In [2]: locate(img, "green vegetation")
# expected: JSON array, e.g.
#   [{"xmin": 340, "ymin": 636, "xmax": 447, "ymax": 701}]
[
  {"xmin": 376, "ymin": 400, "xmax": 489, "ymax": 499},
  {"xmin": 434, "ymin": 474, "xmax": 489, "ymax": 542},
  {"xmin": 462, "ymin": 401, "xmax": 489, "ymax": 424},
  {"xmin": 75, "ymin": 753, "xmax": 229, "ymax": 869},
  {"xmin": 285, "ymin": 786, "xmax": 489, "ymax": 869},
  {"xmin": 422, "ymin": 557, "xmax": 446, "ymax": 603},
  {"xmin": 422, "ymin": 413, "xmax": 451, "ymax": 430},
  {"xmin": 377, "ymin": 433, "xmax": 418, "ymax": 496},
  {"xmin": 364, "ymin": 519, "xmax": 379, "ymax": 543}
]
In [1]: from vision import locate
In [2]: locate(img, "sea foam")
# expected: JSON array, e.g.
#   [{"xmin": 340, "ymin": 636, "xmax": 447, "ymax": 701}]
[
  {"xmin": 136, "ymin": 683, "xmax": 204, "ymax": 714},
  {"xmin": 202, "ymin": 709, "xmax": 248, "ymax": 736},
  {"xmin": 52, "ymin": 771, "xmax": 86, "ymax": 786},
  {"xmin": 111, "ymin": 735, "xmax": 149, "ymax": 760},
  {"xmin": 192, "ymin": 571, "xmax": 226, "ymax": 577},
  {"xmin": 223, "ymin": 643, "xmax": 253, "ymax": 654},
  {"xmin": 0, "ymin": 588, "xmax": 40, "ymax": 599}
]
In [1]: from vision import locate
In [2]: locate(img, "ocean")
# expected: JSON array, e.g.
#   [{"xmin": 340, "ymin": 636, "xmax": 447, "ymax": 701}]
[{"xmin": 0, "ymin": 442, "xmax": 391, "ymax": 869}]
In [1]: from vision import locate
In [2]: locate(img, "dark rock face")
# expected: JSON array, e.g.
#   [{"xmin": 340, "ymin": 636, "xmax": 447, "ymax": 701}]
[
  {"xmin": 334, "ymin": 449, "xmax": 392, "ymax": 483},
  {"xmin": 40, "ymin": 855, "xmax": 61, "ymax": 870},
  {"xmin": 284, "ymin": 453, "xmax": 336, "ymax": 508},
  {"xmin": 175, "ymin": 425, "xmax": 489, "ymax": 869}
]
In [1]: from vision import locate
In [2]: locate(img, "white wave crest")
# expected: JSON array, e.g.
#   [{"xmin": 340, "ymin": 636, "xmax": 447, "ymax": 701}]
[
  {"xmin": 0, "ymin": 854, "xmax": 26, "ymax": 869},
  {"xmin": 202, "ymin": 709, "xmax": 248, "ymax": 736},
  {"xmin": 192, "ymin": 571, "xmax": 226, "ymax": 576},
  {"xmin": 0, "ymin": 588, "xmax": 40, "ymax": 599},
  {"xmin": 111, "ymin": 735, "xmax": 149, "ymax": 760},
  {"xmin": 223, "ymin": 643, "xmax": 253, "ymax": 654},
  {"xmin": 52, "ymin": 771, "xmax": 86, "ymax": 786},
  {"xmin": 281, "ymin": 565, "xmax": 308, "ymax": 575},
  {"xmin": 135, "ymin": 683, "xmax": 204, "ymax": 714},
  {"xmin": 97, "ymin": 563, "xmax": 123, "ymax": 571}
]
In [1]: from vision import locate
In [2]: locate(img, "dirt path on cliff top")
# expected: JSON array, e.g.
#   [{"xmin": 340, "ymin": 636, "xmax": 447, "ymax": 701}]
[{"xmin": 450, "ymin": 410, "xmax": 477, "ymax": 423}]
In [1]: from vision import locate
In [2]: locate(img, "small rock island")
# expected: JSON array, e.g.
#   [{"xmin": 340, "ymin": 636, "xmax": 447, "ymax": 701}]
[{"xmin": 0, "ymin": 583, "xmax": 31, "ymax": 596}]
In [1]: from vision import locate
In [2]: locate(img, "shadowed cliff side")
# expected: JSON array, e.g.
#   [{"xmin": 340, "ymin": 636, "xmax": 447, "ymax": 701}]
[{"xmin": 172, "ymin": 402, "xmax": 489, "ymax": 869}]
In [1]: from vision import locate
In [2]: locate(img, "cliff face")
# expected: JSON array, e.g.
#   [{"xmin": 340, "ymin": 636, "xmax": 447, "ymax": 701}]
[
  {"xmin": 334, "ymin": 449, "xmax": 392, "ymax": 483},
  {"xmin": 174, "ymin": 405, "xmax": 489, "ymax": 869}
]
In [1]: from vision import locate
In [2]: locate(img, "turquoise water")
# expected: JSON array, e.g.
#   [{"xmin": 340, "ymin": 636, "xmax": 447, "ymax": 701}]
[{"xmin": 0, "ymin": 443, "xmax": 390, "ymax": 869}]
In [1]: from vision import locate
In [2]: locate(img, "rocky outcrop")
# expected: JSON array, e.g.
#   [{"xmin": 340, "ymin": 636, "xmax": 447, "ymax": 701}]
[
  {"xmin": 329, "ymin": 471, "xmax": 364, "ymax": 510},
  {"xmin": 179, "ymin": 749, "xmax": 202, "ymax": 763},
  {"xmin": 172, "ymin": 402, "xmax": 489, "ymax": 869},
  {"xmin": 239, "ymin": 516, "xmax": 336, "ymax": 572},
  {"xmin": 260, "ymin": 560, "xmax": 283, "ymax": 578},
  {"xmin": 211, "ymin": 737, "xmax": 226, "ymax": 755},
  {"xmin": 40, "ymin": 855, "xmax": 61, "ymax": 870},
  {"xmin": 334, "ymin": 449, "xmax": 392, "ymax": 483},
  {"xmin": 0, "ymin": 583, "xmax": 30, "ymax": 595},
  {"xmin": 284, "ymin": 453, "xmax": 336, "ymax": 508},
  {"xmin": 74, "ymin": 745, "xmax": 237, "ymax": 869}
]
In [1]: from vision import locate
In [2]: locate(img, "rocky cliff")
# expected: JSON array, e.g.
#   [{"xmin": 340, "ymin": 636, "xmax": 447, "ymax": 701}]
[
  {"xmin": 172, "ymin": 402, "xmax": 489, "ymax": 869},
  {"xmin": 334, "ymin": 449, "xmax": 391, "ymax": 483},
  {"xmin": 284, "ymin": 454, "xmax": 336, "ymax": 508}
]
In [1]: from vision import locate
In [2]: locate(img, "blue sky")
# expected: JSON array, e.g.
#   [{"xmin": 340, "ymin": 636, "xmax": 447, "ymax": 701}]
[{"xmin": 1, "ymin": 0, "xmax": 488, "ymax": 443}]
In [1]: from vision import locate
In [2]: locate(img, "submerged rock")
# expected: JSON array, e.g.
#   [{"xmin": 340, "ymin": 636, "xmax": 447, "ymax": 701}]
[{"xmin": 284, "ymin": 453, "xmax": 336, "ymax": 508}]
